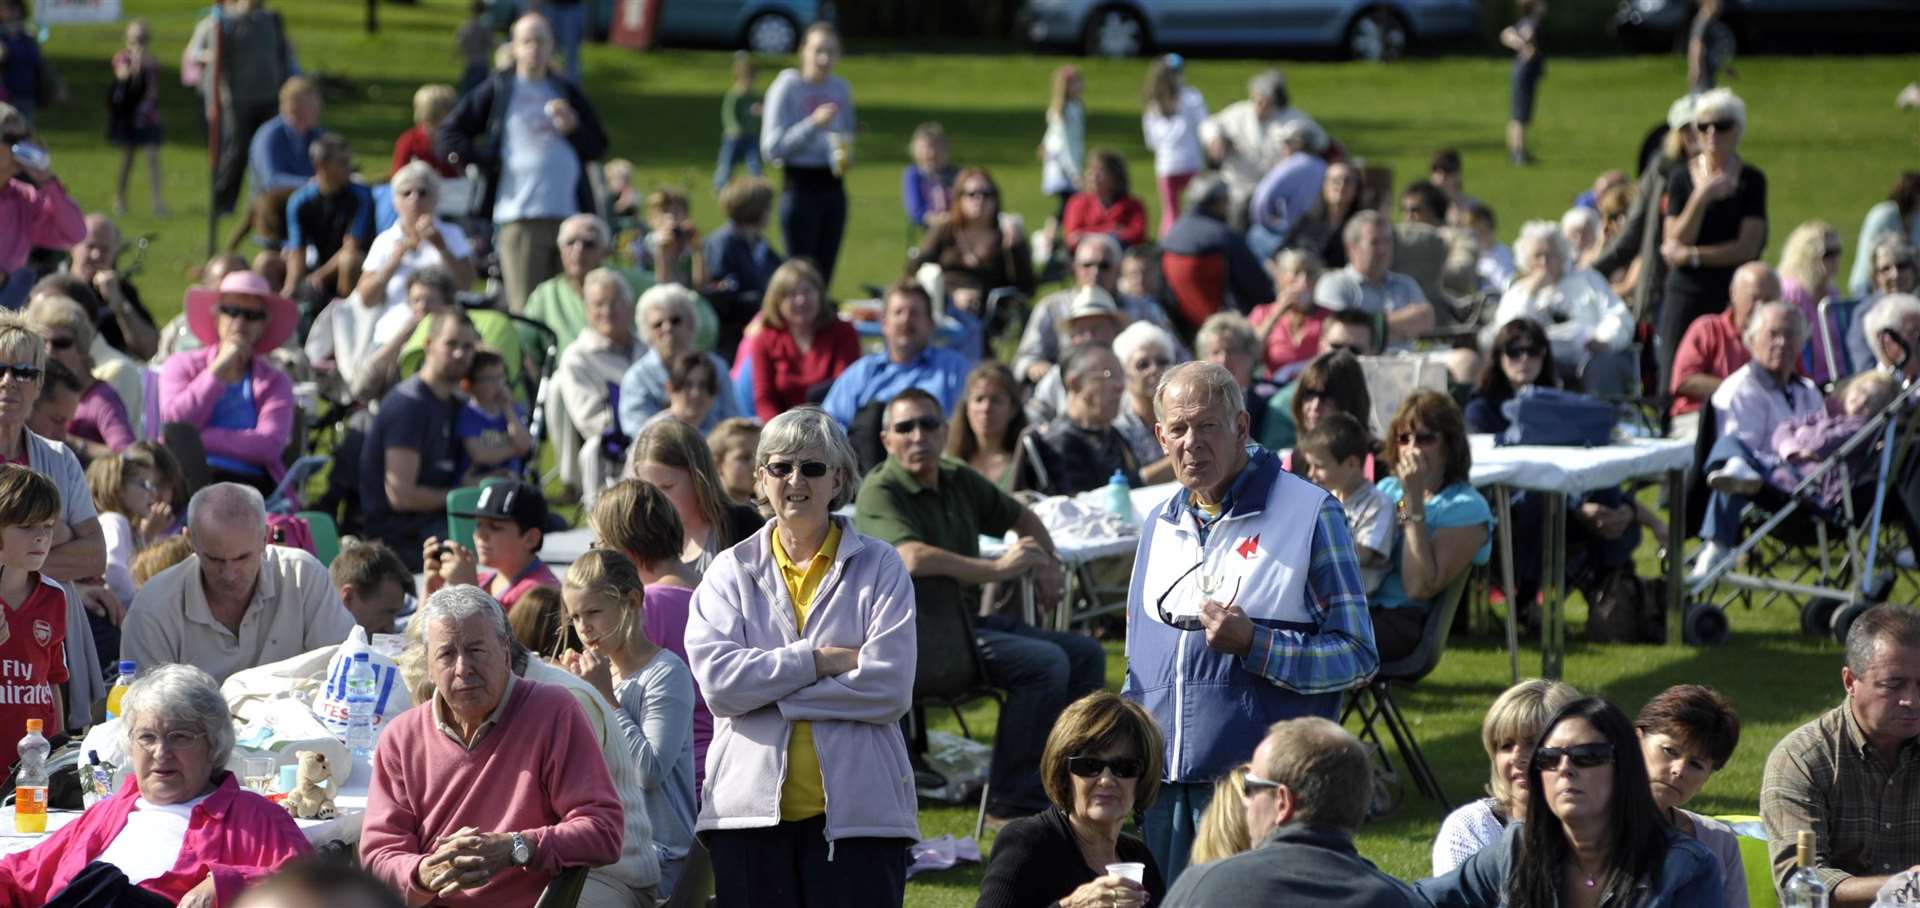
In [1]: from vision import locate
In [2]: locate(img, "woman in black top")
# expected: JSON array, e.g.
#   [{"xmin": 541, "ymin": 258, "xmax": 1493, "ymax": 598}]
[
  {"xmin": 1465, "ymin": 318, "xmax": 1558, "ymax": 435},
  {"xmin": 1657, "ymin": 87, "xmax": 1767, "ymax": 394},
  {"xmin": 977, "ymin": 691, "xmax": 1167, "ymax": 908},
  {"xmin": 1283, "ymin": 161, "xmax": 1361, "ymax": 269}
]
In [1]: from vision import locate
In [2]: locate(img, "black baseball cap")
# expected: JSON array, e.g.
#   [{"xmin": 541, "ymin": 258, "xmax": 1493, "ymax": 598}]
[{"xmin": 451, "ymin": 481, "xmax": 548, "ymax": 533}]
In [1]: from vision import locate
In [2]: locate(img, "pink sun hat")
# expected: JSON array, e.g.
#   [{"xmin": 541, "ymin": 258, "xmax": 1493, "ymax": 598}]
[{"xmin": 182, "ymin": 270, "xmax": 299, "ymax": 355}]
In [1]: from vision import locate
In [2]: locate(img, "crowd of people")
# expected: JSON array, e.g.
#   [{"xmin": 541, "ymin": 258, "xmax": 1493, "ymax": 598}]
[{"xmin": 0, "ymin": 0, "xmax": 1918, "ymax": 905}]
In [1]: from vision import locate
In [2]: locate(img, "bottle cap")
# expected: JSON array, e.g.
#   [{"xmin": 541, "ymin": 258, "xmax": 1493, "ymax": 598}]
[
  {"xmin": 25, "ymin": 719, "xmax": 41, "ymax": 733},
  {"xmin": 118, "ymin": 660, "xmax": 136, "ymax": 674},
  {"xmin": 353, "ymin": 652, "xmax": 370, "ymax": 662}
]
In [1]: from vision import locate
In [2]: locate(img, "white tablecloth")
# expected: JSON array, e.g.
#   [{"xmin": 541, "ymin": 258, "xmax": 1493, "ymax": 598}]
[
  {"xmin": 0, "ymin": 773, "xmax": 371, "ymax": 857},
  {"xmin": 1469, "ymin": 434, "xmax": 1693, "ymax": 495},
  {"xmin": 543, "ymin": 527, "xmax": 594, "ymax": 567},
  {"xmin": 978, "ymin": 483, "xmax": 1178, "ymax": 564}
]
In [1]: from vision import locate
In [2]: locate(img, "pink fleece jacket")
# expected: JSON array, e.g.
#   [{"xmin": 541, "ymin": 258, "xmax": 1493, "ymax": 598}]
[
  {"xmin": 360, "ymin": 678, "xmax": 625, "ymax": 907},
  {"xmin": 0, "ymin": 177, "xmax": 84, "ymax": 272},
  {"xmin": 157, "ymin": 347, "xmax": 295, "ymax": 483},
  {"xmin": 0, "ymin": 772, "xmax": 310, "ymax": 907}
]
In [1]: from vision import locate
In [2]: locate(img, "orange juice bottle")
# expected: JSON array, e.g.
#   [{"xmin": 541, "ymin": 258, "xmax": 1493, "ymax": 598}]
[{"xmin": 14, "ymin": 719, "xmax": 48, "ymax": 834}]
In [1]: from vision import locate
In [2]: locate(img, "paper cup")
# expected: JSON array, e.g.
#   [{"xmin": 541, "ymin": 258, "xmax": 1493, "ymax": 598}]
[{"xmin": 1105, "ymin": 862, "xmax": 1145, "ymax": 884}]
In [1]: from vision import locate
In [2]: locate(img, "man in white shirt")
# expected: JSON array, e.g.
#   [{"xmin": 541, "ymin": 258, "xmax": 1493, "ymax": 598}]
[
  {"xmin": 1199, "ymin": 69, "xmax": 1326, "ymax": 227},
  {"xmin": 121, "ymin": 483, "xmax": 354, "ymax": 683},
  {"xmin": 1314, "ymin": 211, "xmax": 1435, "ymax": 349}
]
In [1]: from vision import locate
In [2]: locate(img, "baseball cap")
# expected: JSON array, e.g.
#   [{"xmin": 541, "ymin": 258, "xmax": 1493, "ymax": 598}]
[{"xmin": 451, "ymin": 481, "xmax": 548, "ymax": 533}]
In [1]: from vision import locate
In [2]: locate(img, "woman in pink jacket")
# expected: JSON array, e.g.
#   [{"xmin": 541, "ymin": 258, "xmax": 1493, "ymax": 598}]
[
  {"xmin": 0, "ymin": 664, "xmax": 310, "ymax": 906},
  {"xmin": 158, "ymin": 270, "xmax": 298, "ymax": 494},
  {"xmin": 0, "ymin": 103, "xmax": 85, "ymax": 310},
  {"xmin": 686, "ymin": 406, "xmax": 920, "ymax": 907}
]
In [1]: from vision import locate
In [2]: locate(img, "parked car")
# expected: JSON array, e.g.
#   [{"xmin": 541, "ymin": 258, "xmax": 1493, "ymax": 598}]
[
  {"xmin": 558, "ymin": 0, "xmax": 817, "ymax": 53},
  {"xmin": 1613, "ymin": 0, "xmax": 1920, "ymax": 53},
  {"xmin": 1022, "ymin": 0, "xmax": 1481, "ymax": 60}
]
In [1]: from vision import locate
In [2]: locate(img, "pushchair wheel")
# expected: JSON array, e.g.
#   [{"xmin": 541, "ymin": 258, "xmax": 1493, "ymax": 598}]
[
  {"xmin": 1831, "ymin": 600, "xmax": 1873, "ymax": 646},
  {"xmin": 1802, "ymin": 598, "xmax": 1842, "ymax": 637}
]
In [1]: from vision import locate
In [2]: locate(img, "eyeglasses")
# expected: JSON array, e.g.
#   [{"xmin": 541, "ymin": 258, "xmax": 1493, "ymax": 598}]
[
  {"xmin": 1242, "ymin": 771, "xmax": 1283, "ymax": 796},
  {"xmin": 888, "ymin": 416, "xmax": 944, "ymax": 435},
  {"xmin": 1066, "ymin": 755, "xmax": 1145, "ymax": 779},
  {"xmin": 1398, "ymin": 430, "xmax": 1440, "ymax": 447},
  {"xmin": 1152, "ymin": 560, "xmax": 1238, "ymax": 632},
  {"xmin": 129, "ymin": 478, "xmax": 157, "ymax": 492},
  {"xmin": 1695, "ymin": 118, "xmax": 1737, "ymax": 134},
  {"xmin": 1074, "ymin": 259, "xmax": 1113, "ymax": 271},
  {"xmin": 132, "ymin": 729, "xmax": 204, "ymax": 754},
  {"xmin": 0, "ymin": 363, "xmax": 43, "ymax": 383},
  {"xmin": 763, "ymin": 459, "xmax": 829, "ymax": 479},
  {"xmin": 560, "ymin": 236, "xmax": 600, "ymax": 248},
  {"xmin": 1298, "ymin": 389, "xmax": 1332, "ymax": 404},
  {"xmin": 217, "ymin": 305, "xmax": 269, "ymax": 323},
  {"xmin": 1502, "ymin": 344, "xmax": 1543, "ymax": 360},
  {"xmin": 1131, "ymin": 356, "xmax": 1171, "ymax": 372},
  {"xmin": 46, "ymin": 336, "xmax": 74, "ymax": 351},
  {"xmin": 1534, "ymin": 742, "xmax": 1616, "ymax": 773}
]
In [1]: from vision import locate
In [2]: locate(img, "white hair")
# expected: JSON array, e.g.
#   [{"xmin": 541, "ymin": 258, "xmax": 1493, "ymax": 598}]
[
  {"xmin": 419, "ymin": 584, "xmax": 511, "ymax": 644},
  {"xmin": 583, "ymin": 267, "xmax": 636, "ymax": 308},
  {"xmin": 561, "ymin": 212, "xmax": 611, "ymax": 247},
  {"xmin": 1514, "ymin": 220, "xmax": 1571, "ymax": 276},
  {"xmin": 1195, "ymin": 312, "xmax": 1259, "ymax": 360},
  {"xmin": 1560, "ymin": 206, "xmax": 1600, "ymax": 243},
  {"xmin": 1865, "ymin": 293, "xmax": 1920, "ymax": 363},
  {"xmin": 757, "ymin": 406, "xmax": 862, "ymax": 511},
  {"xmin": 390, "ymin": 160, "xmax": 442, "ymax": 204},
  {"xmin": 1077, "ymin": 233, "xmax": 1121, "ymax": 266},
  {"xmin": 1154, "ymin": 361, "xmax": 1247, "ymax": 423},
  {"xmin": 1746, "ymin": 300, "xmax": 1809, "ymax": 351},
  {"xmin": 1113, "ymin": 321, "xmax": 1177, "ymax": 371},
  {"xmin": 1693, "ymin": 87, "xmax": 1748, "ymax": 136},
  {"xmin": 636, "ymin": 282, "xmax": 696, "ymax": 323},
  {"xmin": 120, "ymin": 664, "xmax": 236, "ymax": 773},
  {"xmin": 186, "ymin": 483, "xmax": 266, "ymax": 535}
]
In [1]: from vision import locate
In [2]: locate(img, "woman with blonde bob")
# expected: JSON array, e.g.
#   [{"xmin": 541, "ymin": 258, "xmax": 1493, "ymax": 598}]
[
  {"xmin": 560, "ymin": 547, "xmax": 699, "ymax": 901},
  {"xmin": 1188, "ymin": 766, "xmax": 1252, "ymax": 867},
  {"xmin": 978, "ymin": 690, "xmax": 1167, "ymax": 908},
  {"xmin": 1432, "ymin": 679, "xmax": 1583, "ymax": 874}
]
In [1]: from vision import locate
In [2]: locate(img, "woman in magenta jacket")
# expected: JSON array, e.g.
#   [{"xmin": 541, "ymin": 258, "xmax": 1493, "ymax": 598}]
[{"xmin": 158, "ymin": 270, "xmax": 297, "ymax": 493}]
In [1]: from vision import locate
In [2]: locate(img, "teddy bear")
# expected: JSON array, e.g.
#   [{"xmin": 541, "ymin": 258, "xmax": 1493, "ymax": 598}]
[{"xmin": 281, "ymin": 750, "xmax": 336, "ymax": 821}]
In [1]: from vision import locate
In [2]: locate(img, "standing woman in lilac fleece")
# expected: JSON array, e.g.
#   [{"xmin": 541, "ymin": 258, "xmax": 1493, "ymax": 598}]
[
  {"xmin": 0, "ymin": 103, "xmax": 85, "ymax": 309},
  {"xmin": 159, "ymin": 271, "xmax": 297, "ymax": 494},
  {"xmin": 686, "ymin": 406, "xmax": 920, "ymax": 907},
  {"xmin": 761, "ymin": 23, "xmax": 855, "ymax": 286}
]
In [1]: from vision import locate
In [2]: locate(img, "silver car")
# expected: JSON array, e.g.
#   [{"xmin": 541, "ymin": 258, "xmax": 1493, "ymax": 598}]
[{"xmin": 1024, "ymin": 0, "xmax": 1482, "ymax": 60}]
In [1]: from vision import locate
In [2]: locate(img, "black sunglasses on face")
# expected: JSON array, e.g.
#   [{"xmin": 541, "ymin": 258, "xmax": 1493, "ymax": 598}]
[
  {"xmin": 1066, "ymin": 755, "xmax": 1145, "ymax": 779},
  {"xmin": 1695, "ymin": 118, "xmax": 1736, "ymax": 134},
  {"xmin": 1534, "ymin": 742, "xmax": 1615, "ymax": 772},
  {"xmin": 1502, "ymin": 344, "xmax": 1543, "ymax": 360},
  {"xmin": 560, "ymin": 236, "xmax": 600, "ymax": 248},
  {"xmin": 1398, "ymin": 430, "xmax": 1440, "ymax": 447},
  {"xmin": 217, "ymin": 305, "xmax": 269, "ymax": 323},
  {"xmin": 47, "ymin": 337, "xmax": 74, "ymax": 351},
  {"xmin": 1074, "ymin": 260, "xmax": 1113, "ymax": 271},
  {"xmin": 0, "ymin": 132, "xmax": 26, "ymax": 146},
  {"xmin": 1326, "ymin": 342, "xmax": 1365, "ymax": 356},
  {"xmin": 1298, "ymin": 389, "xmax": 1332, "ymax": 404},
  {"xmin": 889, "ymin": 416, "xmax": 943, "ymax": 435},
  {"xmin": 0, "ymin": 363, "xmax": 41, "ymax": 383},
  {"xmin": 763, "ymin": 459, "xmax": 829, "ymax": 478}
]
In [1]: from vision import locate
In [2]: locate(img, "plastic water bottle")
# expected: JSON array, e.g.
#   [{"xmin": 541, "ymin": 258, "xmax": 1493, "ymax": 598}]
[
  {"xmin": 105, "ymin": 660, "xmax": 136, "ymax": 719},
  {"xmin": 1105, "ymin": 469, "xmax": 1133, "ymax": 527},
  {"xmin": 14, "ymin": 720, "xmax": 48, "ymax": 834},
  {"xmin": 345, "ymin": 653, "xmax": 378, "ymax": 759}
]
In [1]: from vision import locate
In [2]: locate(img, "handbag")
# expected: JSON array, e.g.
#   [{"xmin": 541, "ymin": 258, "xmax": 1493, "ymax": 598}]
[{"xmin": 1498, "ymin": 387, "xmax": 1615, "ymax": 447}]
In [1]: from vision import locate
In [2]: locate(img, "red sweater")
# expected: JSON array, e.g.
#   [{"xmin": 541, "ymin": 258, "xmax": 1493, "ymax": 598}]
[
  {"xmin": 1062, "ymin": 191, "xmax": 1148, "ymax": 251},
  {"xmin": 391, "ymin": 124, "xmax": 461, "ymax": 179},
  {"xmin": 361, "ymin": 679, "xmax": 624, "ymax": 907},
  {"xmin": 745, "ymin": 318, "xmax": 861, "ymax": 422}
]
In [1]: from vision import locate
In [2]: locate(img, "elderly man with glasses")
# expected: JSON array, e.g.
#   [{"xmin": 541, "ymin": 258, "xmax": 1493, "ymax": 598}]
[
  {"xmin": 1014, "ymin": 233, "xmax": 1184, "ymax": 386},
  {"xmin": 1124, "ymin": 361, "xmax": 1377, "ymax": 886},
  {"xmin": 853, "ymin": 387, "xmax": 1100, "ymax": 831}
]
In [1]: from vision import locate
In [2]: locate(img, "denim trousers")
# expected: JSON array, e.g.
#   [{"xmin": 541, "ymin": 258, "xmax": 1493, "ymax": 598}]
[
  {"xmin": 1140, "ymin": 779, "xmax": 1214, "ymax": 887},
  {"xmin": 713, "ymin": 134, "xmax": 763, "ymax": 191},
  {"xmin": 975, "ymin": 613, "xmax": 1106, "ymax": 815}
]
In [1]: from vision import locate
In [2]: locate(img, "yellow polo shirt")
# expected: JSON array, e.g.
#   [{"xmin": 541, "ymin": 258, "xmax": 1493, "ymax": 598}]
[{"xmin": 773, "ymin": 521, "xmax": 842, "ymax": 821}]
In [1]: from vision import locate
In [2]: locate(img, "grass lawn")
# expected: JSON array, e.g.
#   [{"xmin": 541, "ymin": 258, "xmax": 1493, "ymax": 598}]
[{"xmin": 22, "ymin": 4, "xmax": 1918, "ymax": 903}]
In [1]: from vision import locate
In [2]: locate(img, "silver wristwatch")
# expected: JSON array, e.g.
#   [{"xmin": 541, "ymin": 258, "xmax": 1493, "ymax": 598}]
[{"xmin": 509, "ymin": 831, "xmax": 531, "ymax": 867}]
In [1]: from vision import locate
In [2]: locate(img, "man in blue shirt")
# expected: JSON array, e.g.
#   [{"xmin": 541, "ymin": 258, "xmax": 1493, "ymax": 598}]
[
  {"xmin": 822, "ymin": 280, "xmax": 971, "ymax": 428},
  {"xmin": 282, "ymin": 133, "xmax": 374, "ymax": 306},
  {"xmin": 247, "ymin": 76, "xmax": 322, "ymax": 200}
]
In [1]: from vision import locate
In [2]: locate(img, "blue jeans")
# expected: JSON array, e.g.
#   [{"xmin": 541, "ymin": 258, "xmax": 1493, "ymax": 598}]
[
  {"xmin": 780, "ymin": 181, "xmax": 847, "ymax": 285},
  {"xmin": 540, "ymin": 1, "xmax": 586, "ymax": 83},
  {"xmin": 1700, "ymin": 435, "xmax": 1781, "ymax": 546},
  {"xmin": 713, "ymin": 134, "xmax": 763, "ymax": 192},
  {"xmin": 1248, "ymin": 222, "xmax": 1287, "ymax": 263},
  {"xmin": 1141, "ymin": 780, "xmax": 1213, "ymax": 887},
  {"xmin": 975, "ymin": 614, "xmax": 1106, "ymax": 815}
]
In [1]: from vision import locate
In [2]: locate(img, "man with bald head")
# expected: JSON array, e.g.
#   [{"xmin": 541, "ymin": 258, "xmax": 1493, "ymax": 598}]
[
  {"xmin": 1123, "ymin": 361, "xmax": 1377, "ymax": 884},
  {"xmin": 120, "ymin": 483, "xmax": 353, "ymax": 683},
  {"xmin": 1668, "ymin": 260, "xmax": 1780, "ymax": 438},
  {"xmin": 64, "ymin": 214, "xmax": 159, "ymax": 360}
]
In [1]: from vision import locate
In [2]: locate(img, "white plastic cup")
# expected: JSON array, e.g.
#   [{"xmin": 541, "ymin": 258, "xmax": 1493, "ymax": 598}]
[{"xmin": 1105, "ymin": 862, "xmax": 1146, "ymax": 884}]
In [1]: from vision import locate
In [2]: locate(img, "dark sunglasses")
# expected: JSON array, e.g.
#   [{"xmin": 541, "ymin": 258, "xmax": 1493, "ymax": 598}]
[
  {"xmin": 1131, "ymin": 356, "xmax": 1171, "ymax": 371},
  {"xmin": 962, "ymin": 188, "xmax": 997, "ymax": 200},
  {"xmin": 1502, "ymin": 344, "xmax": 1543, "ymax": 360},
  {"xmin": 763, "ymin": 459, "xmax": 829, "ymax": 479},
  {"xmin": 1824, "ymin": 246, "xmax": 1843, "ymax": 259},
  {"xmin": 1326, "ymin": 342, "xmax": 1365, "ymax": 356},
  {"xmin": 0, "ymin": 132, "xmax": 26, "ymax": 146},
  {"xmin": 1066, "ymin": 755, "xmax": 1145, "ymax": 779},
  {"xmin": 0, "ymin": 363, "xmax": 41, "ymax": 383},
  {"xmin": 1398, "ymin": 430, "xmax": 1440, "ymax": 447},
  {"xmin": 560, "ymin": 236, "xmax": 601, "ymax": 248},
  {"xmin": 1879, "ymin": 260, "xmax": 1917, "ymax": 274},
  {"xmin": 889, "ymin": 416, "xmax": 943, "ymax": 435},
  {"xmin": 217, "ymin": 305, "xmax": 269, "ymax": 323},
  {"xmin": 1534, "ymin": 742, "xmax": 1615, "ymax": 772},
  {"xmin": 1242, "ymin": 771, "xmax": 1282, "ymax": 795},
  {"xmin": 1298, "ymin": 388, "xmax": 1332, "ymax": 404},
  {"xmin": 1152, "ymin": 560, "xmax": 1239, "ymax": 632},
  {"xmin": 1695, "ymin": 118, "xmax": 1737, "ymax": 134},
  {"xmin": 1074, "ymin": 259, "xmax": 1113, "ymax": 271},
  {"xmin": 47, "ymin": 336, "xmax": 74, "ymax": 351}
]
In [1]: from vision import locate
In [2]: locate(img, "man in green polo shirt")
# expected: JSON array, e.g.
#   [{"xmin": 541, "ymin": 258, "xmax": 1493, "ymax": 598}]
[{"xmin": 853, "ymin": 388, "xmax": 1106, "ymax": 829}]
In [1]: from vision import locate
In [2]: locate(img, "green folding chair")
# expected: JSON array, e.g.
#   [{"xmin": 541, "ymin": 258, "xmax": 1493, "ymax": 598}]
[{"xmin": 295, "ymin": 511, "xmax": 341, "ymax": 566}]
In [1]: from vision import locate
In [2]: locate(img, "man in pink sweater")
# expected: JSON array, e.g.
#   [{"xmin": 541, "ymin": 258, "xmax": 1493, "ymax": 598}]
[{"xmin": 361, "ymin": 585, "xmax": 623, "ymax": 906}]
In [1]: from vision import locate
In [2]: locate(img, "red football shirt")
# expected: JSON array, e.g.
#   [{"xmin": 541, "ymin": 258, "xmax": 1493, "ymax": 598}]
[{"xmin": 0, "ymin": 576, "xmax": 67, "ymax": 770}]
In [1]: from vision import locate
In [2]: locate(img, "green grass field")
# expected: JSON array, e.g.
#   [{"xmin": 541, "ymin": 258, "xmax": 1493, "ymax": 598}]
[{"xmin": 23, "ymin": 3, "xmax": 1920, "ymax": 903}]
